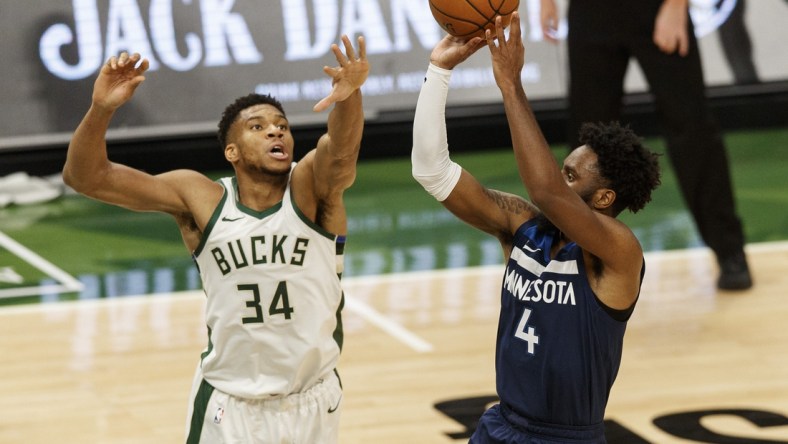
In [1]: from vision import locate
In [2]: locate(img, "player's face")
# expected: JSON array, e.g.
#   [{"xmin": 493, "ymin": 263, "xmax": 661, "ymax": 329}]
[
  {"xmin": 562, "ymin": 145, "xmax": 608, "ymax": 206},
  {"xmin": 227, "ymin": 104, "xmax": 295, "ymax": 176}
]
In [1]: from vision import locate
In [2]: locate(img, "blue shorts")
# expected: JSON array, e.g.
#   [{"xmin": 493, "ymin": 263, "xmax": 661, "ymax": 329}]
[{"xmin": 469, "ymin": 403, "xmax": 607, "ymax": 444}]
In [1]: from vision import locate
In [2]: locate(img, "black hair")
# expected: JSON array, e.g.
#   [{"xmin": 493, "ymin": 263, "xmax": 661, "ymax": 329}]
[
  {"xmin": 217, "ymin": 93, "xmax": 285, "ymax": 148},
  {"xmin": 578, "ymin": 121, "xmax": 661, "ymax": 214}
]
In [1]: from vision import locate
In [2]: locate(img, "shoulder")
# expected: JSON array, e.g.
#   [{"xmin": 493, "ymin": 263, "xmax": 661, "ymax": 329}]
[
  {"xmin": 161, "ymin": 170, "xmax": 222, "ymax": 200},
  {"xmin": 154, "ymin": 169, "xmax": 216, "ymax": 187},
  {"xmin": 582, "ymin": 223, "xmax": 644, "ymax": 310},
  {"xmin": 290, "ymin": 151, "xmax": 316, "ymax": 190},
  {"xmin": 163, "ymin": 169, "xmax": 223, "ymax": 216},
  {"xmin": 159, "ymin": 168, "xmax": 218, "ymax": 182}
]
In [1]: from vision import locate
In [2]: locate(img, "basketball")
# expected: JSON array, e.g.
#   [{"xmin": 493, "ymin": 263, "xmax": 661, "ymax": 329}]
[{"xmin": 429, "ymin": 0, "xmax": 520, "ymax": 39}]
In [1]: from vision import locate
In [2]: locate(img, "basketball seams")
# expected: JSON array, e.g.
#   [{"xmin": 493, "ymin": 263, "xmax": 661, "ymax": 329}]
[
  {"xmin": 463, "ymin": 0, "xmax": 494, "ymax": 21},
  {"xmin": 429, "ymin": 0, "xmax": 519, "ymax": 38},
  {"xmin": 429, "ymin": 1, "xmax": 487, "ymax": 37},
  {"xmin": 491, "ymin": 0, "xmax": 519, "ymax": 16}
]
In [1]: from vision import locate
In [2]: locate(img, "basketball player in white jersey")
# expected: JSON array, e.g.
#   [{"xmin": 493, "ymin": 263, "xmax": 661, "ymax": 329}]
[{"xmin": 63, "ymin": 35, "xmax": 369, "ymax": 444}]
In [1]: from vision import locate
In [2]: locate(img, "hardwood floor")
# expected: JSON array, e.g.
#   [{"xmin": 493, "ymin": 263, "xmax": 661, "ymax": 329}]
[{"xmin": 1, "ymin": 242, "xmax": 787, "ymax": 443}]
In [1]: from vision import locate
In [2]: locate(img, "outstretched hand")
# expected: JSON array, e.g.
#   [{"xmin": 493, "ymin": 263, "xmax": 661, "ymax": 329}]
[
  {"xmin": 93, "ymin": 52, "xmax": 149, "ymax": 112},
  {"xmin": 313, "ymin": 35, "xmax": 369, "ymax": 112},
  {"xmin": 486, "ymin": 12, "xmax": 525, "ymax": 90},
  {"xmin": 430, "ymin": 34, "xmax": 486, "ymax": 71}
]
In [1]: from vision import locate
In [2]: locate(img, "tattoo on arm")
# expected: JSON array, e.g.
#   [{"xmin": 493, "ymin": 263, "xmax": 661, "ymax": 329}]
[{"xmin": 484, "ymin": 189, "xmax": 532, "ymax": 215}]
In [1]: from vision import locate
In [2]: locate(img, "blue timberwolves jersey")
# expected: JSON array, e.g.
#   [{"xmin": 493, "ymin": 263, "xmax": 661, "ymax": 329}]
[{"xmin": 497, "ymin": 219, "xmax": 643, "ymax": 426}]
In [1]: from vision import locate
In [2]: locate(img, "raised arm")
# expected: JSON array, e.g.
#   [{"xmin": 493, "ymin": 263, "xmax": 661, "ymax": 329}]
[
  {"xmin": 62, "ymin": 52, "xmax": 217, "ymax": 217},
  {"xmin": 293, "ymin": 35, "xmax": 369, "ymax": 234},
  {"xmin": 314, "ymin": 35, "xmax": 368, "ymax": 190},
  {"xmin": 412, "ymin": 35, "xmax": 537, "ymax": 247},
  {"xmin": 486, "ymin": 14, "xmax": 644, "ymax": 304}
]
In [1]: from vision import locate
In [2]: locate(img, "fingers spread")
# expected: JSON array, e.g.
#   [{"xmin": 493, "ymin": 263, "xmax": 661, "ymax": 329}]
[
  {"xmin": 357, "ymin": 36, "xmax": 366, "ymax": 60},
  {"xmin": 341, "ymin": 35, "xmax": 356, "ymax": 61},
  {"xmin": 509, "ymin": 11, "xmax": 521, "ymax": 38},
  {"xmin": 331, "ymin": 43, "xmax": 347, "ymax": 66}
]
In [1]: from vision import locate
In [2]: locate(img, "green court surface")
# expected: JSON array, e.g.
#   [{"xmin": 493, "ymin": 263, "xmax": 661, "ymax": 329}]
[{"xmin": 1, "ymin": 126, "xmax": 786, "ymax": 305}]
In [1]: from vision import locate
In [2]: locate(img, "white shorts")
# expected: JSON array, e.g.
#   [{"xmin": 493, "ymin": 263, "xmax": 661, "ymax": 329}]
[{"xmin": 185, "ymin": 366, "xmax": 343, "ymax": 444}]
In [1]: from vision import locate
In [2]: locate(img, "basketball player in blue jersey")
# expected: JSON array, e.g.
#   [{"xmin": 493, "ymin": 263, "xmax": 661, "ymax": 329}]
[
  {"xmin": 63, "ymin": 35, "xmax": 368, "ymax": 444},
  {"xmin": 412, "ymin": 13, "xmax": 661, "ymax": 443}
]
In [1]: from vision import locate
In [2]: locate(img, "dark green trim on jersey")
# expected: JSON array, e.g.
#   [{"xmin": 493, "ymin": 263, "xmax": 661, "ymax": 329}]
[
  {"xmin": 192, "ymin": 182, "xmax": 228, "ymax": 257},
  {"xmin": 289, "ymin": 187, "xmax": 337, "ymax": 241},
  {"xmin": 231, "ymin": 177, "xmax": 284, "ymax": 219},
  {"xmin": 333, "ymin": 368, "xmax": 343, "ymax": 389},
  {"xmin": 200, "ymin": 326, "xmax": 214, "ymax": 362},
  {"xmin": 186, "ymin": 378, "xmax": 215, "ymax": 444},
  {"xmin": 336, "ymin": 235, "xmax": 346, "ymax": 280},
  {"xmin": 333, "ymin": 292, "xmax": 345, "ymax": 352}
]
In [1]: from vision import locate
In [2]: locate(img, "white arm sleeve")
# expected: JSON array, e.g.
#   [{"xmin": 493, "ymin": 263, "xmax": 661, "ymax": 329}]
[{"xmin": 411, "ymin": 63, "xmax": 462, "ymax": 202}]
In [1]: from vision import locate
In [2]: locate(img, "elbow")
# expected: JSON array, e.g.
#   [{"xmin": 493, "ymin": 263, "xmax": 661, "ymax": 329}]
[
  {"xmin": 327, "ymin": 160, "xmax": 358, "ymax": 192},
  {"xmin": 61, "ymin": 165, "xmax": 80, "ymax": 191},
  {"xmin": 61, "ymin": 163, "xmax": 103, "ymax": 197},
  {"xmin": 61, "ymin": 163, "xmax": 88, "ymax": 194},
  {"xmin": 410, "ymin": 161, "xmax": 420, "ymax": 181}
]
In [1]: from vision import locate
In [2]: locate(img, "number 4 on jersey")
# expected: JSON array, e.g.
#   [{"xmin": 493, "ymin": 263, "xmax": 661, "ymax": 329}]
[{"xmin": 515, "ymin": 308, "xmax": 539, "ymax": 354}]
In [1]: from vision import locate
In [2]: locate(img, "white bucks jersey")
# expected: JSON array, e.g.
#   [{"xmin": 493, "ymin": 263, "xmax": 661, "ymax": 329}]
[{"xmin": 192, "ymin": 173, "xmax": 345, "ymax": 399}]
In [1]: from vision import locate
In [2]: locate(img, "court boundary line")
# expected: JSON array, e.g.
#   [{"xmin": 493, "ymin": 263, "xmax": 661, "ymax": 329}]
[
  {"xmin": 0, "ymin": 230, "xmax": 84, "ymax": 299},
  {"xmin": 0, "ymin": 288, "xmax": 436, "ymax": 354},
  {"xmin": 2, "ymin": 240, "xmax": 786, "ymax": 352}
]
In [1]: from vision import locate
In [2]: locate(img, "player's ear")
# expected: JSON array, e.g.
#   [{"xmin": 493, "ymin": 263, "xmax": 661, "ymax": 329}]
[
  {"xmin": 224, "ymin": 143, "xmax": 239, "ymax": 162},
  {"xmin": 592, "ymin": 188, "xmax": 616, "ymax": 211}
]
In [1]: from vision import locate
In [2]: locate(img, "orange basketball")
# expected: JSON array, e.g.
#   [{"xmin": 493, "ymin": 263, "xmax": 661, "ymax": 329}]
[{"xmin": 429, "ymin": 0, "xmax": 520, "ymax": 39}]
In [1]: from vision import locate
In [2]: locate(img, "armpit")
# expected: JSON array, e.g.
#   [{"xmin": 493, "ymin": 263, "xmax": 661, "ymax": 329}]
[
  {"xmin": 173, "ymin": 212, "xmax": 199, "ymax": 232},
  {"xmin": 172, "ymin": 212, "xmax": 203, "ymax": 251}
]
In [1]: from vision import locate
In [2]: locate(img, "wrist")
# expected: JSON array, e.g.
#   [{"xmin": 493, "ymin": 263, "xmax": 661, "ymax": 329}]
[
  {"xmin": 428, "ymin": 63, "xmax": 453, "ymax": 76},
  {"xmin": 88, "ymin": 102, "xmax": 118, "ymax": 119},
  {"xmin": 429, "ymin": 59, "xmax": 456, "ymax": 71},
  {"xmin": 497, "ymin": 79, "xmax": 521, "ymax": 95}
]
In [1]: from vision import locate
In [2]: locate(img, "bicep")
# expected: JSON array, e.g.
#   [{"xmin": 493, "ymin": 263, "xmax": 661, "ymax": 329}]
[
  {"xmin": 85, "ymin": 165, "xmax": 205, "ymax": 215},
  {"xmin": 442, "ymin": 169, "xmax": 536, "ymax": 239}
]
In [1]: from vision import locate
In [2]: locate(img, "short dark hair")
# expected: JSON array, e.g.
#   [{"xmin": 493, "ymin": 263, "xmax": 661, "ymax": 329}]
[
  {"xmin": 217, "ymin": 93, "xmax": 285, "ymax": 148},
  {"xmin": 579, "ymin": 121, "xmax": 661, "ymax": 214}
]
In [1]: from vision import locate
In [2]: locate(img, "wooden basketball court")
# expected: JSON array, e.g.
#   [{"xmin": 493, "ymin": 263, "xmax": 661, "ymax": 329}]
[{"xmin": 1, "ymin": 242, "xmax": 787, "ymax": 443}]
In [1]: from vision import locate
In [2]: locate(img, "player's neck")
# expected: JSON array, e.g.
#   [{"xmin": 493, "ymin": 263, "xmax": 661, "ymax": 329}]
[
  {"xmin": 235, "ymin": 174, "xmax": 287, "ymax": 212},
  {"xmin": 550, "ymin": 231, "xmax": 571, "ymax": 259}
]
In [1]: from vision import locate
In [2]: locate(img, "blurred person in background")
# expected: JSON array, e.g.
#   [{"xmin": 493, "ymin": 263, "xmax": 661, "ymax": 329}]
[{"xmin": 540, "ymin": 0, "xmax": 753, "ymax": 290}]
